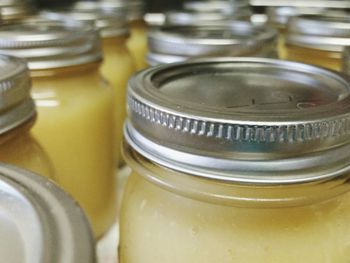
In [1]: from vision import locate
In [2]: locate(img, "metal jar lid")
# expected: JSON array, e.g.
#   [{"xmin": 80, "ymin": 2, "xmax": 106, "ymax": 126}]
[
  {"xmin": 286, "ymin": 14, "xmax": 350, "ymax": 53},
  {"xmin": 165, "ymin": 9, "xmax": 251, "ymax": 25},
  {"xmin": 0, "ymin": 163, "xmax": 95, "ymax": 263},
  {"xmin": 251, "ymin": 0, "xmax": 350, "ymax": 8},
  {"xmin": 342, "ymin": 46, "xmax": 350, "ymax": 74},
  {"xmin": 0, "ymin": 0, "xmax": 36, "ymax": 21},
  {"xmin": 125, "ymin": 58, "xmax": 350, "ymax": 185},
  {"xmin": 0, "ymin": 55, "xmax": 35, "ymax": 135},
  {"xmin": 44, "ymin": 6, "xmax": 129, "ymax": 39},
  {"xmin": 183, "ymin": 0, "xmax": 250, "ymax": 14},
  {"xmin": 147, "ymin": 22, "xmax": 278, "ymax": 66},
  {"xmin": 97, "ymin": 0, "xmax": 145, "ymax": 22},
  {"xmin": 0, "ymin": 20, "xmax": 102, "ymax": 70}
]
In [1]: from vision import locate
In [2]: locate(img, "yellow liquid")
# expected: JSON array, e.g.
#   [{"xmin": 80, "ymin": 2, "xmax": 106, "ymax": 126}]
[
  {"xmin": 286, "ymin": 44, "xmax": 341, "ymax": 71},
  {"xmin": 127, "ymin": 20, "xmax": 148, "ymax": 70},
  {"xmin": 0, "ymin": 120, "xmax": 53, "ymax": 178},
  {"xmin": 120, "ymin": 172, "xmax": 350, "ymax": 263},
  {"xmin": 101, "ymin": 37, "xmax": 135, "ymax": 166},
  {"xmin": 31, "ymin": 64, "xmax": 116, "ymax": 238}
]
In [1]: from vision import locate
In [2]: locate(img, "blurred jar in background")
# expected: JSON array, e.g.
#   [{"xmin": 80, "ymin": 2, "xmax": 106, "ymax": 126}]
[
  {"xmin": 0, "ymin": 20, "xmax": 116, "ymax": 238},
  {"xmin": 47, "ymin": 2, "xmax": 135, "ymax": 167},
  {"xmin": 286, "ymin": 13, "xmax": 350, "ymax": 71},
  {"xmin": 0, "ymin": 0, "xmax": 36, "ymax": 22},
  {"xmin": 147, "ymin": 21, "xmax": 278, "ymax": 66},
  {"xmin": 0, "ymin": 55, "xmax": 53, "ymax": 178},
  {"xmin": 97, "ymin": 0, "xmax": 147, "ymax": 70},
  {"xmin": 266, "ymin": 6, "xmax": 329, "ymax": 59}
]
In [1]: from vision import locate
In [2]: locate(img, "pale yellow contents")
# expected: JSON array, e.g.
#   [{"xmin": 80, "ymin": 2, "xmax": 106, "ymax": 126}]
[
  {"xmin": 101, "ymin": 37, "xmax": 135, "ymax": 166},
  {"xmin": 31, "ymin": 65, "xmax": 116, "ymax": 238},
  {"xmin": 0, "ymin": 124, "xmax": 53, "ymax": 178},
  {"xmin": 120, "ymin": 172, "xmax": 350, "ymax": 263},
  {"xmin": 127, "ymin": 20, "xmax": 148, "ymax": 70},
  {"xmin": 286, "ymin": 44, "xmax": 341, "ymax": 71}
]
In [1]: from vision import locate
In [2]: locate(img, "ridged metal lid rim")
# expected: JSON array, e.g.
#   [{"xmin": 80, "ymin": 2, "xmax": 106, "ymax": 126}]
[{"xmin": 0, "ymin": 164, "xmax": 95, "ymax": 263}]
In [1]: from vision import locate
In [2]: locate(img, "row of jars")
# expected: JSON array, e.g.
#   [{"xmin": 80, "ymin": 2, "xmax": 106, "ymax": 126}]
[
  {"xmin": 0, "ymin": 0, "xmax": 148, "ymax": 239},
  {"xmin": 2, "ymin": 0, "xmax": 350, "ymax": 262}
]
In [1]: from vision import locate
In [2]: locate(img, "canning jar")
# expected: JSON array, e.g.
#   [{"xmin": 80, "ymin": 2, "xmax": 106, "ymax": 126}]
[
  {"xmin": 0, "ymin": 163, "xmax": 95, "ymax": 263},
  {"xmin": 46, "ymin": 4, "xmax": 135, "ymax": 166},
  {"xmin": 286, "ymin": 14, "xmax": 350, "ymax": 71},
  {"xmin": 120, "ymin": 58, "xmax": 350, "ymax": 262},
  {"xmin": 0, "ymin": 0, "xmax": 36, "ymax": 22},
  {"xmin": 183, "ymin": 0, "xmax": 250, "ymax": 15},
  {"xmin": 266, "ymin": 6, "xmax": 329, "ymax": 59},
  {"xmin": 0, "ymin": 55, "xmax": 52, "ymax": 178},
  {"xmin": 147, "ymin": 21, "xmax": 278, "ymax": 66},
  {"xmin": 0, "ymin": 21, "xmax": 116, "ymax": 238}
]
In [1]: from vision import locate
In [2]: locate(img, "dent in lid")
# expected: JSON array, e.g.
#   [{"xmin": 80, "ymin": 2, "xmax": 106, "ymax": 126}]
[
  {"xmin": 0, "ymin": 19, "xmax": 102, "ymax": 70},
  {"xmin": 286, "ymin": 13, "xmax": 350, "ymax": 52},
  {"xmin": 0, "ymin": 0, "xmax": 36, "ymax": 21},
  {"xmin": 44, "ymin": 6, "xmax": 129, "ymax": 39},
  {"xmin": 147, "ymin": 22, "xmax": 278, "ymax": 65},
  {"xmin": 125, "ymin": 58, "xmax": 350, "ymax": 184},
  {"xmin": 0, "ymin": 55, "xmax": 34, "ymax": 135},
  {"xmin": 0, "ymin": 163, "xmax": 95, "ymax": 263}
]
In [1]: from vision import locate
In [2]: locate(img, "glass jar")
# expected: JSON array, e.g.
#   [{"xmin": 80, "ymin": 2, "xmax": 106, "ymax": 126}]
[
  {"xmin": 0, "ymin": 55, "xmax": 52, "ymax": 178},
  {"xmin": 46, "ymin": 5, "xmax": 136, "ymax": 166},
  {"xmin": 0, "ymin": 21, "xmax": 116, "ymax": 238},
  {"xmin": 285, "ymin": 14, "xmax": 350, "ymax": 71},
  {"xmin": 0, "ymin": 0, "xmax": 36, "ymax": 22},
  {"xmin": 0, "ymin": 163, "xmax": 95, "ymax": 263},
  {"xmin": 266, "ymin": 6, "xmax": 330, "ymax": 59},
  {"xmin": 147, "ymin": 21, "xmax": 278, "ymax": 66},
  {"xmin": 120, "ymin": 58, "xmax": 350, "ymax": 262}
]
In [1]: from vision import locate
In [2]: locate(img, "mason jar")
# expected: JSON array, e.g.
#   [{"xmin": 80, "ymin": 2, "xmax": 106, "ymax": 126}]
[
  {"xmin": 0, "ymin": 20, "xmax": 116, "ymax": 238},
  {"xmin": 120, "ymin": 58, "xmax": 350, "ymax": 262},
  {"xmin": 286, "ymin": 14, "xmax": 350, "ymax": 71},
  {"xmin": 266, "ymin": 6, "xmax": 330, "ymax": 59},
  {"xmin": 0, "ymin": 55, "xmax": 53, "ymax": 178},
  {"xmin": 0, "ymin": 163, "xmax": 95, "ymax": 263},
  {"xmin": 0, "ymin": 0, "xmax": 36, "ymax": 22},
  {"xmin": 183, "ymin": 0, "xmax": 250, "ymax": 15},
  {"xmin": 46, "ymin": 4, "xmax": 135, "ymax": 166},
  {"xmin": 147, "ymin": 21, "xmax": 278, "ymax": 66}
]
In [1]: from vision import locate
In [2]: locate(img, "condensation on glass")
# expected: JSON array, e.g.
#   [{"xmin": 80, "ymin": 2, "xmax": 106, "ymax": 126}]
[
  {"xmin": 147, "ymin": 21, "xmax": 278, "ymax": 66},
  {"xmin": 120, "ymin": 58, "xmax": 350, "ymax": 262},
  {"xmin": 0, "ymin": 20, "xmax": 116, "ymax": 238},
  {"xmin": 0, "ymin": 164, "xmax": 95, "ymax": 263},
  {"xmin": 286, "ymin": 13, "xmax": 350, "ymax": 71},
  {"xmin": 0, "ymin": 55, "xmax": 53, "ymax": 178}
]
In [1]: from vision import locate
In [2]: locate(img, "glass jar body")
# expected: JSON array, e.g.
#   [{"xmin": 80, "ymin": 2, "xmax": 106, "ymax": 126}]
[
  {"xmin": 127, "ymin": 20, "xmax": 148, "ymax": 70},
  {"xmin": 120, "ymin": 161, "xmax": 350, "ymax": 263},
  {"xmin": 285, "ymin": 44, "xmax": 341, "ymax": 71},
  {"xmin": 0, "ymin": 119, "xmax": 53, "ymax": 178},
  {"xmin": 31, "ymin": 64, "xmax": 116, "ymax": 238},
  {"xmin": 101, "ymin": 37, "xmax": 135, "ymax": 166}
]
